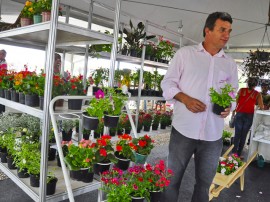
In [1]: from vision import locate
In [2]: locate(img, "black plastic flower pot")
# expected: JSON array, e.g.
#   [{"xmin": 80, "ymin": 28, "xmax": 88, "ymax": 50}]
[
  {"xmin": 93, "ymin": 162, "xmax": 111, "ymax": 175},
  {"xmin": 70, "ymin": 170, "xmax": 81, "ymax": 181},
  {"xmin": 117, "ymin": 129, "xmax": 123, "ymax": 135},
  {"xmin": 19, "ymin": 92, "xmax": 25, "ymax": 104},
  {"xmin": 25, "ymin": 94, "xmax": 39, "ymax": 107},
  {"xmin": 213, "ymin": 104, "xmax": 227, "ymax": 115},
  {"xmin": 143, "ymin": 125, "xmax": 151, "ymax": 132},
  {"xmin": 152, "ymin": 125, "xmax": 158, "ymax": 130},
  {"xmin": 0, "ymin": 88, "xmax": 4, "ymax": 97},
  {"xmin": 56, "ymin": 155, "xmax": 61, "ymax": 167},
  {"xmin": 150, "ymin": 191, "xmax": 162, "ymax": 202},
  {"xmin": 11, "ymin": 90, "xmax": 19, "ymax": 102},
  {"xmin": 109, "ymin": 128, "xmax": 116, "ymax": 136},
  {"xmin": 30, "ymin": 174, "xmax": 40, "ymax": 187},
  {"xmin": 81, "ymin": 169, "xmax": 94, "ymax": 183},
  {"xmin": 115, "ymin": 152, "xmax": 130, "ymax": 171},
  {"xmin": 125, "ymin": 129, "xmax": 131, "ymax": 134},
  {"xmin": 160, "ymin": 124, "xmax": 166, "ymax": 129},
  {"xmin": 4, "ymin": 89, "xmax": 11, "ymax": 100},
  {"xmin": 7, "ymin": 156, "xmax": 17, "ymax": 170},
  {"xmin": 17, "ymin": 167, "xmax": 30, "ymax": 178},
  {"xmin": 130, "ymin": 49, "xmax": 137, "ymax": 57},
  {"xmin": 46, "ymin": 177, "xmax": 58, "ymax": 195},
  {"xmin": 68, "ymin": 99, "xmax": 83, "ymax": 110},
  {"xmin": 137, "ymin": 127, "xmax": 142, "ymax": 133},
  {"xmin": 83, "ymin": 133, "xmax": 90, "ymax": 140},
  {"xmin": 48, "ymin": 148, "xmax": 56, "ymax": 161},
  {"xmin": 94, "ymin": 132, "xmax": 101, "ymax": 139},
  {"xmin": 104, "ymin": 115, "xmax": 119, "ymax": 128},
  {"xmin": 62, "ymin": 130, "xmax": 72, "ymax": 141},
  {"xmin": 82, "ymin": 112, "xmax": 99, "ymax": 130},
  {"xmin": 0, "ymin": 151, "xmax": 8, "ymax": 163},
  {"xmin": 131, "ymin": 196, "xmax": 145, "ymax": 202}
]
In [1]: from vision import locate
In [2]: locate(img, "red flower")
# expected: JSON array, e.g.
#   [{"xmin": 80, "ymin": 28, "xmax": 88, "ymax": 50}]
[
  {"xmin": 100, "ymin": 148, "xmax": 107, "ymax": 156},
  {"xmin": 138, "ymin": 140, "xmax": 147, "ymax": 147},
  {"xmin": 116, "ymin": 145, "xmax": 122, "ymax": 151}
]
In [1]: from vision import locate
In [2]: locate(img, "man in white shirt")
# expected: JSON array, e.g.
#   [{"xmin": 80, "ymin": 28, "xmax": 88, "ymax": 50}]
[{"xmin": 161, "ymin": 12, "xmax": 238, "ymax": 202}]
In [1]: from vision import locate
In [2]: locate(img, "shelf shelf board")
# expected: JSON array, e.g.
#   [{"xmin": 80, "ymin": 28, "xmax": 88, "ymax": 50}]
[
  {"xmin": 0, "ymin": 97, "xmax": 43, "ymax": 119},
  {"xmin": 256, "ymin": 110, "xmax": 270, "ymax": 116},
  {"xmin": 98, "ymin": 52, "xmax": 169, "ymax": 69},
  {"xmin": 0, "ymin": 160, "xmax": 101, "ymax": 202},
  {"xmin": 253, "ymin": 135, "xmax": 270, "ymax": 144},
  {"xmin": 0, "ymin": 22, "xmax": 113, "ymax": 49}
]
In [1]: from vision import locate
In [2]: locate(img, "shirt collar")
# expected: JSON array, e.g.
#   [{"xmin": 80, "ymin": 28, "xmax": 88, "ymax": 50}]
[{"xmin": 197, "ymin": 42, "xmax": 228, "ymax": 58}]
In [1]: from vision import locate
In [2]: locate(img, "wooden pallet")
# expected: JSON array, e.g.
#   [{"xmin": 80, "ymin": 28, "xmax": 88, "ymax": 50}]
[{"xmin": 209, "ymin": 145, "xmax": 257, "ymax": 201}]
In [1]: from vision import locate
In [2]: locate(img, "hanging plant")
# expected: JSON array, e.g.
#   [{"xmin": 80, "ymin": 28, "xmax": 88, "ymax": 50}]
[{"xmin": 241, "ymin": 50, "xmax": 270, "ymax": 78}]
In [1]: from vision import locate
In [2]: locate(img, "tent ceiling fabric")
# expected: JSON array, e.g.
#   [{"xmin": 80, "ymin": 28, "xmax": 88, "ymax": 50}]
[{"xmin": 5, "ymin": 0, "xmax": 270, "ymax": 50}]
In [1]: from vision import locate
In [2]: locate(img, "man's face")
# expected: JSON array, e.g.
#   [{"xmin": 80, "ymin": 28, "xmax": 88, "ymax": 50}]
[
  {"xmin": 205, "ymin": 19, "xmax": 232, "ymax": 49},
  {"xmin": 0, "ymin": 51, "xmax": 6, "ymax": 61}
]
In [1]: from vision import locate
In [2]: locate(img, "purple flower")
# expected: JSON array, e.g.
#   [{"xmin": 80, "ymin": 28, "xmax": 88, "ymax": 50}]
[
  {"xmin": 228, "ymin": 91, "xmax": 235, "ymax": 99},
  {"xmin": 95, "ymin": 89, "xmax": 104, "ymax": 99}
]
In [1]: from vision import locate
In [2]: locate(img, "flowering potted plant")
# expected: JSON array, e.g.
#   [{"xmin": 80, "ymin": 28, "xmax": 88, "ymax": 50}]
[
  {"xmin": 144, "ymin": 160, "xmax": 174, "ymax": 200},
  {"xmin": 66, "ymin": 75, "xmax": 86, "ymax": 110},
  {"xmin": 217, "ymin": 153, "xmax": 243, "ymax": 175},
  {"xmin": 93, "ymin": 135, "xmax": 117, "ymax": 175},
  {"xmin": 64, "ymin": 139, "xmax": 96, "ymax": 182},
  {"xmin": 83, "ymin": 89, "xmax": 108, "ymax": 130},
  {"xmin": 114, "ymin": 134, "xmax": 135, "ymax": 170},
  {"xmin": 142, "ymin": 113, "xmax": 153, "ymax": 131},
  {"xmin": 209, "ymin": 84, "xmax": 236, "ymax": 115},
  {"xmin": 21, "ymin": 1, "xmax": 34, "ymax": 26},
  {"xmin": 156, "ymin": 36, "xmax": 175, "ymax": 63},
  {"xmin": 131, "ymin": 134, "xmax": 154, "ymax": 164},
  {"xmin": 120, "ymin": 114, "xmax": 132, "ymax": 134},
  {"xmin": 222, "ymin": 130, "xmax": 233, "ymax": 146},
  {"xmin": 101, "ymin": 167, "xmax": 132, "ymax": 202}
]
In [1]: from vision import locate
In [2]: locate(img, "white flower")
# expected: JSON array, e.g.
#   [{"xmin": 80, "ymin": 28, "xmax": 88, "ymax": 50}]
[
  {"xmin": 23, "ymin": 128, "xmax": 28, "ymax": 132},
  {"xmin": 233, "ymin": 160, "xmax": 238, "ymax": 165},
  {"xmin": 121, "ymin": 85, "xmax": 128, "ymax": 94},
  {"xmin": 22, "ymin": 159, "xmax": 26, "ymax": 164},
  {"xmin": 221, "ymin": 168, "xmax": 226, "ymax": 175},
  {"xmin": 234, "ymin": 166, "xmax": 238, "ymax": 170},
  {"xmin": 228, "ymin": 156, "xmax": 233, "ymax": 161},
  {"xmin": 219, "ymin": 157, "xmax": 226, "ymax": 161}
]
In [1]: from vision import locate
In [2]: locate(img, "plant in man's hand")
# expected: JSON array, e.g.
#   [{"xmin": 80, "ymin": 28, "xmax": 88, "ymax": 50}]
[{"xmin": 209, "ymin": 84, "xmax": 236, "ymax": 108}]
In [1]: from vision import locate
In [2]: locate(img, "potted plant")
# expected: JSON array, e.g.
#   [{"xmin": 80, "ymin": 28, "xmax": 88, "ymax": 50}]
[
  {"xmin": 142, "ymin": 113, "xmax": 153, "ymax": 131},
  {"xmin": 209, "ymin": 84, "xmax": 236, "ymax": 115},
  {"xmin": 100, "ymin": 167, "xmax": 132, "ymax": 202},
  {"xmin": 123, "ymin": 20, "xmax": 155, "ymax": 57},
  {"xmin": 66, "ymin": 75, "xmax": 86, "ymax": 110},
  {"xmin": 46, "ymin": 171, "xmax": 58, "ymax": 195},
  {"xmin": 32, "ymin": 0, "xmax": 42, "ymax": 24},
  {"xmin": 131, "ymin": 134, "xmax": 154, "ymax": 164},
  {"xmin": 36, "ymin": 73, "xmax": 45, "ymax": 109},
  {"xmin": 144, "ymin": 160, "xmax": 174, "ymax": 201},
  {"xmin": 94, "ymin": 120, "xmax": 104, "ymax": 139},
  {"xmin": 92, "ymin": 67, "xmax": 107, "ymax": 91},
  {"xmin": 2, "ymin": 72, "xmax": 14, "ymax": 100},
  {"xmin": 61, "ymin": 119, "xmax": 76, "ymax": 141},
  {"xmin": 83, "ymin": 89, "xmax": 108, "ymax": 130},
  {"xmin": 120, "ymin": 114, "xmax": 131, "ymax": 134},
  {"xmin": 21, "ymin": 73, "xmax": 40, "ymax": 107},
  {"xmin": 217, "ymin": 153, "xmax": 243, "ymax": 175},
  {"xmin": 20, "ymin": 1, "xmax": 34, "ymax": 27},
  {"xmin": 64, "ymin": 139, "xmax": 96, "ymax": 182},
  {"xmin": 5, "ymin": 131, "xmax": 17, "ymax": 170},
  {"xmin": 93, "ymin": 135, "xmax": 117, "ymax": 175},
  {"xmin": 222, "ymin": 130, "xmax": 233, "ymax": 146},
  {"xmin": 103, "ymin": 87, "xmax": 128, "ymax": 128},
  {"xmin": 114, "ymin": 134, "xmax": 135, "ymax": 170},
  {"xmin": 156, "ymin": 36, "xmax": 175, "ymax": 63},
  {"xmin": 152, "ymin": 111, "xmax": 161, "ymax": 130}
]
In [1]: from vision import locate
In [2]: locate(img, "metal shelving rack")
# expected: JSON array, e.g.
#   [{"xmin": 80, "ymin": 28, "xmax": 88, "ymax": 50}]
[
  {"xmin": 0, "ymin": 0, "xmax": 168, "ymax": 201},
  {"xmin": 0, "ymin": 1, "xmax": 117, "ymax": 202}
]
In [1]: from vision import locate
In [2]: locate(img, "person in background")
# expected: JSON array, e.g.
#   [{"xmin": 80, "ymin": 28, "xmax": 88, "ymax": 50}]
[
  {"xmin": 260, "ymin": 82, "xmax": 270, "ymax": 110},
  {"xmin": 161, "ymin": 12, "xmax": 238, "ymax": 202},
  {"xmin": 54, "ymin": 53, "xmax": 61, "ymax": 74},
  {"xmin": 232, "ymin": 77, "xmax": 264, "ymax": 158},
  {"xmin": 0, "ymin": 49, "xmax": 7, "ymax": 113},
  {"xmin": 0, "ymin": 49, "xmax": 7, "ymax": 70}
]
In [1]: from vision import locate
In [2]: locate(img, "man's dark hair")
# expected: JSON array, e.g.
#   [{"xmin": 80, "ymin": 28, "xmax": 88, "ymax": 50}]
[
  {"xmin": 203, "ymin": 12, "xmax": 233, "ymax": 37},
  {"xmin": 0, "ymin": 49, "xmax": 7, "ymax": 57},
  {"xmin": 55, "ymin": 53, "xmax": 61, "ymax": 60}
]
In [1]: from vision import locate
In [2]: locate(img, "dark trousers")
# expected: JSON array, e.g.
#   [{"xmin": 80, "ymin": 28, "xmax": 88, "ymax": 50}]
[
  {"xmin": 232, "ymin": 112, "xmax": 253, "ymax": 156},
  {"xmin": 162, "ymin": 127, "xmax": 222, "ymax": 202}
]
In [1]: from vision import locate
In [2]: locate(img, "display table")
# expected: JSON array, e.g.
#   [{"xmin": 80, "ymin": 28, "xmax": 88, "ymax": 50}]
[{"xmin": 248, "ymin": 110, "xmax": 270, "ymax": 162}]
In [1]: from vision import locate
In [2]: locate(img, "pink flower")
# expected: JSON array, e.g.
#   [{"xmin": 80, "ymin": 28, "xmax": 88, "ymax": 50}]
[
  {"xmin": 133, "ymin": 184, "xmax": 138, "ymax": 190},
  {"xmin": 95, "ymin": 89, "xmax": 104, "ymax": 99},
  {"xmin": 228, "ymin": 91, "xmax": 236, "ymax": 99}
]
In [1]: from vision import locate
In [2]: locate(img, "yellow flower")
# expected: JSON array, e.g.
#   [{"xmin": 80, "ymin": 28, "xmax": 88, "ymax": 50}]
[
  {"xmin": 25, "ymin": 1, "xmax": 32, "ymax": 7},
  {"xmin": 15, "ymin": 81, "xmax": 21, "ymax": 86},
  {"xmin": 28, "ymin": 7, "xmax": 33, "ymax": 13}
]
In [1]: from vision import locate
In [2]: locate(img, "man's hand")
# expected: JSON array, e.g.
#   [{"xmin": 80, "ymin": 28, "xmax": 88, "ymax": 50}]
[
  {"xmin": 174, "ymin": 92, "xmax": 206, "ymax": 113},
  {"xmin": 220, "ymin": 107, "xmax": 231, "ymax": 118}
]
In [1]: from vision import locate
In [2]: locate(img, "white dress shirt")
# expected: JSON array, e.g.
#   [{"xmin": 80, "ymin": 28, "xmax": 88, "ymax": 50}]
[{"xmin": 161, "ymin": 43, "xmax": 238, "ymax": 141}]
